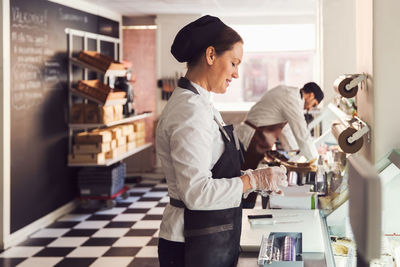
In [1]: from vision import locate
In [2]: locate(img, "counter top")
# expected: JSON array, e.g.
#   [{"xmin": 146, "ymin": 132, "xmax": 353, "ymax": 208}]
[{"xmin": 240, "ymin": 209, "xmax": 325, "ymax": 253}]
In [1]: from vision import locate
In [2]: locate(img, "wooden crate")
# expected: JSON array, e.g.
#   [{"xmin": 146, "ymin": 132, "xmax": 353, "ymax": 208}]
[
  {"xmin": 76, "ymin": 80, "xmax": 126, "ymax": 104},
  {"xmin": 78, "ymin": 50, "xmax": 126, "ymax": 73},
  {"xmin": 70, "ymin": 104, "xmax": 86, "ymax": 123}
]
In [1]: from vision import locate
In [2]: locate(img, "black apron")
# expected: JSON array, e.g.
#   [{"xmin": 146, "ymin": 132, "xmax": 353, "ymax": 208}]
[{"xmin": 170, "ymin": 77, "xmax": 244, "ymax": 267}]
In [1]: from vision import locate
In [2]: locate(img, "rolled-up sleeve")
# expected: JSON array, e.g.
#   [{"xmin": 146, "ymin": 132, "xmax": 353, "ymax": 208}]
[{"xmin": 169, "ymin": 103, "xmax": 243, "ymax": 210}]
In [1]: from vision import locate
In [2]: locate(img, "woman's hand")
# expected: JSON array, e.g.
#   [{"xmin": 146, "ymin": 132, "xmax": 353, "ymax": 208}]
[{"xmin": 241, "ymin": 166, "xmax": 288, "ymax": 197}]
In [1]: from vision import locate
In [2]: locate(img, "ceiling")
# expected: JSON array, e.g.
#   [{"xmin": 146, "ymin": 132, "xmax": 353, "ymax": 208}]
[{"xmin": 82, "ymin": 0, "xmax": 317, "ymax": 17}]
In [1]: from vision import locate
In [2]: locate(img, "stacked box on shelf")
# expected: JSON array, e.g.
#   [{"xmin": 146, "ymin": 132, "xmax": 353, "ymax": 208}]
[
  {"xmin": 113, "ymin": 124, "xmax": 134, "ymax": 155},
  {"xmin": 133, "ymin": 121, "xmax": 146, "ymax": 147},
  {"xmin": 122, "ymin": 121, "xmax": 145, "ymax": 150},
  {"xmin": 68, "ymin": 130, "xmax": 113, "ymax": 164},
  {"xmin": 104, "ymin": 125, "xmax": 128, "ymax": 159},
  {"xmin": 77, "ymin": 162, "xmax": 126, "ymax": 197},
  {"xmin": 70, "ymin": 103, "xmax": 123, "ymax": 124},
  {"xmin": 68, "ymin": 120, "xmax": 148, "ymax": 164}
]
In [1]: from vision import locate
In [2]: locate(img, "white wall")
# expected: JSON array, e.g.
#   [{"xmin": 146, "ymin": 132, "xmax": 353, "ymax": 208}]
[
  {"xmin": 154, "ymin": 6, "xmax": 357, "ymax": 113},
  {"xmin": 0, "ymin": 0, "xmax": 4, "ymax": 248},
  {"xmin": 355, "ymin": 0, "xmax": 374, "ymax": 162},
  {"xmin": 372, "ymin": 0, "xmax": 400, "ymax": 162},
  {"xmin": 155, "ymin": 13, "xmax": 318, "ymax": 118},
  {"xmin": 355, "ymin": 0, "xmax": 400, "ymax": 163},
  {"xmin": 0, "ymin": 0, "xmax": 11, "ymax": 249},
  {"xmin": 321, "ymin": 0, "xmax": 357, "ymax": 105},
  {"xmin": 155, "ymin": 14, "xmax": 201, "ymax": 117}
]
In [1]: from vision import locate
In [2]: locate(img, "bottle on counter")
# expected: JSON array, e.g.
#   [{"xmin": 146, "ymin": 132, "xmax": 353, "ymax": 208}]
[{"xmin": 315, "ymin": 156, "xmax": 327, "ymax": 195}]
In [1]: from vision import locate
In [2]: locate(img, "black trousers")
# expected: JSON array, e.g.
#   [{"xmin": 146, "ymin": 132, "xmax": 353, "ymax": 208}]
[{"xmin": 158, "ymin": 238, "xmax": 185, "ymax": 267}]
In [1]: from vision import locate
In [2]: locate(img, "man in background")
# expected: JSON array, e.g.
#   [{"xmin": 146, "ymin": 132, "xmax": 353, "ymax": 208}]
[{"xmin": 237, "ymin": 82, "xmax": 324, "ymax": 208}]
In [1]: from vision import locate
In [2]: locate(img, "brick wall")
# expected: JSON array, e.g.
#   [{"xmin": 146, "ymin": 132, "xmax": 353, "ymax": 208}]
[{"xmin": 123, "ymin": 29, "xmax": 157, "ymax": 173}]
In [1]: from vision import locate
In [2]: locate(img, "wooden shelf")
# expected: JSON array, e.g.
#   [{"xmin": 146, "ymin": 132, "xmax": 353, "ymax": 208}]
[
  {"xmin": 70, "ymin": 88, "xmax": 127, "ymax": 106},
  {"xmin": 68, "ymin": 143, "xmax": 153, "ymax": 167},
  {"xmin": 69, "ymin": 112, "xmax": 153, "ymax": 130},
  {"xmin": 70, "ymin": 57, "xmax": 127, "ymax": 77}
]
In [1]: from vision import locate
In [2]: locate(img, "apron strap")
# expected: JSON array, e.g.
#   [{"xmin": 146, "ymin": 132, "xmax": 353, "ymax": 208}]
[
  {"xmin": 170, "ymin": 197, "xmax": 186, "ymax": 208},
  {"xmin": 214, "ymin": 117, "xmax": 231, "ymax": 142}
]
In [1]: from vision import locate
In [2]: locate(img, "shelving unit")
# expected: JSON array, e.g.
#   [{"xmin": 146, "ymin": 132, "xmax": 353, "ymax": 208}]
[
  {"xmin": 69, "ymin": 112, "xmax": 153, "ymax": 130},
  {"xmin": 69, "ymin": 56, "xmax": 127, "ymax": 77},
  {"xmin": 69, "ymin": 87, "xmax": 127, "ymax": 106},
  {"xmin": 66, "ymin": 28, "xmax": 152, "ymax": 168},
  {"xmin": 68, "ymin": 143, "xmax": 152, "ymax": 167}
]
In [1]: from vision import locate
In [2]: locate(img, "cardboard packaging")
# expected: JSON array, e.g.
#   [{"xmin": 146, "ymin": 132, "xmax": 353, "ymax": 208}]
[
  {"xmin": 116, "ymin": 136, "xmax": 127, "ymax": 147},
  {"xmin": 120, "ymin": 124, "xmax": 134, "ymax": 136},
  {"xmin": 127, "ymin": 141, "xmax": 136, "ymax": 151},
  {"xmin": 85, "ymin": 104, "xmax": 114, "ymax": 123},
  {"xmin": 73, "ymin": 143, "xmax": 111, "ymax": 154},
  {"xmin": 105, "ymin": 145, "xmax": 127, "ymax": 159},
  {"xmin": 113, "ymin": 105, "xmax": 123, "ymax": 121},
  {"xmin": 133, "ymin": 121, "xmax": 145, "ymax": 132},
  {"xmin": 127, "ymin": 132, "xmax": 137, "ymax": 142},
  {"xmin": 110, "ymin": 139, "xmax": 117, "ymax": 149},
  {"xmin": 74, "ymin": 131, "xmax": 112, "ymax": 144},
  {"xmin": 109, "ymin": 127, "xmax": 122, "ymax": 139},
  {"xmin": 136, "ymin": 130, "xmax": 146, "ymax": 139},
  {"xmin": 136, "ymin": 138, "xmax": 145, "ymax": 147},
  {"xmin": 68, "ymin": 153, "xmax": 105, "ymax": 164}
]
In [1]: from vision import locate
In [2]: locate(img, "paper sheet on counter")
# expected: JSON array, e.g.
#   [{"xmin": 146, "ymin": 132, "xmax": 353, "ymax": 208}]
[{"xmin": 240, "ymin": 209, "xmax": 325, "ymax": 253}]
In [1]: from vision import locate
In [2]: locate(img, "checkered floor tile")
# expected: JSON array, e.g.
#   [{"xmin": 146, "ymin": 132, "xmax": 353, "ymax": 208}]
[{"xmin": 0, "ymin": 180, "xmax": 167, "ymax": 267}]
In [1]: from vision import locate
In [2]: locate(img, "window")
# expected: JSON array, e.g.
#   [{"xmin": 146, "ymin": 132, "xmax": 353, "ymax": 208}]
[{"xmin": 212, "ymin": 24, "xmax": 317, "ymax": 109}]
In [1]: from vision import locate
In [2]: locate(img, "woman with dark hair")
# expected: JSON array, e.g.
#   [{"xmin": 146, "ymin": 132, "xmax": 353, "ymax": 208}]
[{"xmin": 156, "ymin": 15, "xmax": 288, "ymax": 267}]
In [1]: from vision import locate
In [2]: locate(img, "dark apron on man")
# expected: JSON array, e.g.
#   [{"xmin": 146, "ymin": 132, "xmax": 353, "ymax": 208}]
[
  {"xmin": 170, "ymin": 77, "xmax": 244, "ymax": 267},
  {"xmin": 241, "ymin": 121, "xmax": 287, "ymax": 209}
]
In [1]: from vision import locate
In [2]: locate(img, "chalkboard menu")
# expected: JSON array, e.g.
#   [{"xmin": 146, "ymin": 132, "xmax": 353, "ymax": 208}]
[{"xmin": 10, "ymin": 0, "xmax": 119, "ymax": 233}]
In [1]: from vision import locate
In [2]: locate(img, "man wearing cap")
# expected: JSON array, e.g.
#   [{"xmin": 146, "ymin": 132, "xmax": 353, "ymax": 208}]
[
  {"xmin": 237, "ymin": 82, "xmax": 323, "ymax": 208},
  {"xmin": 237, "ymin": 82, "xmax": 324, "ymax": 181}
]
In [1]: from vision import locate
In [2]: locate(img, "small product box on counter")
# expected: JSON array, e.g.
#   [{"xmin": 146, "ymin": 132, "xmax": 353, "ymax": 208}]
[{"xmin": 258, "ymin": 232, "xmax": 303, "ymax": 267}]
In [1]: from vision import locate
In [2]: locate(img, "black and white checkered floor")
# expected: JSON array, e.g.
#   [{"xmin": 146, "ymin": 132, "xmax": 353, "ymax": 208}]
[{"xmin": 0, "ymin": 180, "xmax": 168, "ymax": 267}]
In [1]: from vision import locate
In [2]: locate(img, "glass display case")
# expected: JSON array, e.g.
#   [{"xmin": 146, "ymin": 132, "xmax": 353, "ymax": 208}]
[{"xmin": 321, "ymin": 149, "xmax": 400, "ymax": 267}]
